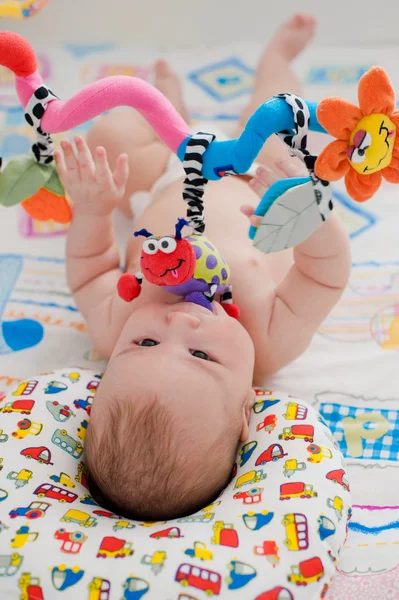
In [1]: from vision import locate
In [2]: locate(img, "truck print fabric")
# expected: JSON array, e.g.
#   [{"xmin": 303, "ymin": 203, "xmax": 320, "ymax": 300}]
[{"xmin": 0, "ymin": 369, "xmax": 351, "ymax": 599}]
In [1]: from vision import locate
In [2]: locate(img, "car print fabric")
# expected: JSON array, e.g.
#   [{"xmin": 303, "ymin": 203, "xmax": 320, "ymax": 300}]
[{"xmin": 0, "ymin": 368, "xmax": 351, "ymax": 599}]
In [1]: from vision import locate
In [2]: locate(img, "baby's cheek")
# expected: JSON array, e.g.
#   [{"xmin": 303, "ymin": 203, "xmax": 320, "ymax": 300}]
[{"xmin": 222, "ymin": 322, "xmax": 254, "ymax": 358}]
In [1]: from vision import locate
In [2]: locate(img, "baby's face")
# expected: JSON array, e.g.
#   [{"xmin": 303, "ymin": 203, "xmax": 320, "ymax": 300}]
[{"xmin": 94, "ymin": 301, "xmax": 255, "ymax": 442}]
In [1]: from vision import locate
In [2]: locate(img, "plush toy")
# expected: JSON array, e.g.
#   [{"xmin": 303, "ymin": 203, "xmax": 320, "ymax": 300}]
[
  {"xmin": 0, "ymin": 0, "xmax": 49, "ymax": 19},
  {"xmin": 117, "ymin": 218, "xmax": 239, "ymax": 317},
  {"xmin": 0, "ymin": 32, "xmax": 398, "ymax": 250},
  {"xmin": 315, "ymin": 67, "xmax": 399, "ymax": 202}
]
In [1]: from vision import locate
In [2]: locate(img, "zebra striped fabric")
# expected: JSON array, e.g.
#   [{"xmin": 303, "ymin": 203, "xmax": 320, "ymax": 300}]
[{"xmin": 182, "ymin": 132, "xmax": 215, "ymax": 235}]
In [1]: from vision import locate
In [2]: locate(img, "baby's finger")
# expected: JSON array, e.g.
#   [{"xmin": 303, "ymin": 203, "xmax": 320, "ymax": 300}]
[
  {"xmin": 60, "ymin": 140, "xmax": 79, "ymax": 184},
  {"xmin": 113, "ymin": 154, "xmax": 129, "ymax": 190},
  {"xmin": 75, "ymin": 136, "xmax": 94, "ymax": 180},
  {"xmin": 94, "ymin": 147, "xmax": 113, "ymax": 189},
  {"xmin": 241, "ymin": 204, "xmax": 262, "ymax": 228},
  {"xmin": 240, "ymin": 204, "xmax": 255, "ymax": 218},
  {"xmin": 255, "ymin": 165, "xmax": 279, "ymax": 188},
  {"xmin": 250, "ymin": 214, "xmax": 262, "ymax": 228},
  {"xmin": 249, "ymin": 176, "xmax": 268, "ymax": 199},
  {"xmin": 54, "ymin": 149, "xmax": 69, "ymax": 188},
  {"xmin": 276, "ymin": 158, "xmax": 307, "ymax": 178}
]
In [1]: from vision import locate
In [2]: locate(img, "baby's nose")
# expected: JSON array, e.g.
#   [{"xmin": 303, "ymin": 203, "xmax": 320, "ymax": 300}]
[{"xmin": 165, "ymin": 311, "xmax": 201, "ymax": 329}]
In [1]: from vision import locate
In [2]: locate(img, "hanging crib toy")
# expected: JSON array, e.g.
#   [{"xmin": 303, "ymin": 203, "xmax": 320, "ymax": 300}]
[{"xmin": 0, "ymin": 34, "xmax": 398, "ymax": 299}]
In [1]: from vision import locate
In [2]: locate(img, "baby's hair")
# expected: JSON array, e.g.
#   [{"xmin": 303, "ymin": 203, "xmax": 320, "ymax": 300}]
[{"xmin": 85, "ymin": 392, "xmax": 240, "ymax": 521}]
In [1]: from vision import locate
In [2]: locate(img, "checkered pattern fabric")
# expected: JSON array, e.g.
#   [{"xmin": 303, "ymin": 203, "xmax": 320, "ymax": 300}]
[{"xmin": 319, "ymin": 403, "xmax": 399, "ymax": 461}]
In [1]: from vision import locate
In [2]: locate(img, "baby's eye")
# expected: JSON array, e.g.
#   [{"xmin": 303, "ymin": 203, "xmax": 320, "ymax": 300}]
[
  {"xmin": 190, "ymin": 350, "xmax": 210, "ymax": 361},
  {"xmin": 136, "ymin": 339, "xmax": 159, "ymax": 347}
]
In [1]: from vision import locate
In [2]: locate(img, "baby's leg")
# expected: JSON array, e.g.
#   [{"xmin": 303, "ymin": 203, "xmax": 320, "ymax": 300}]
[
  {"xmin": 87, "ymin": 61, "xmax": 187, "ymax": 218},
  {"xmin": 236, "ymin": 14, "xmax": 316, "ymax": 170}
]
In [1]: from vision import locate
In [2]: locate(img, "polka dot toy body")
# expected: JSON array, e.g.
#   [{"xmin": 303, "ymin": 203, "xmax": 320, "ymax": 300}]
[
  {"xmin": 163, "ymin": 234, "xmax": 230, "ymax": 306},
  {"xmin": 0, "ymin": 368, "xmax": 351, "ymax": 599}
]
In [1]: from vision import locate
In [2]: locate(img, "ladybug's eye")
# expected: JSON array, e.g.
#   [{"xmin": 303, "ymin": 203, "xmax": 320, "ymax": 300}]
[
  {"xmin": 143, "ymin": 239, "xmax": 159, "ymax": 254},
  {"xmin": 158, "ymin": 236, "xmax": 177, "ymax": 254}
]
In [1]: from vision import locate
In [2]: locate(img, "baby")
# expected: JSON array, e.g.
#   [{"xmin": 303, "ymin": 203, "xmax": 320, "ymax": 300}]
[{"xmin": 57, "ymin": 15, "xmax": 351, "ymax": 520}]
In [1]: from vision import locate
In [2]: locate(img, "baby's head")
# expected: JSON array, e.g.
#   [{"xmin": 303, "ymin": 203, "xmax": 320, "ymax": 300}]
[{"xmin": 86, "ymin": 301, "xmax": 255, "ymax": 520}]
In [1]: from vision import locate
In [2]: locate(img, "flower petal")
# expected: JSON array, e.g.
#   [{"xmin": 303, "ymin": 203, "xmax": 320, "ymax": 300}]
[
  {"xmin": 358, "ymin": 67, "xmax": 395, "ymax": 116},
  {"xmin": 344, "ymin": 169, "xmax": 382, "ymax": 202},
  {"xmin": 382, "ymin": 146, "xmax": 399, "ymax": 178},
  {"xmin": 314, "ymin": 140, "xmax": 350, "ymax": 181},
  {"xmin": 390, "ymin": 147, "xmax": 399, "ymax": 168},
  {"xmin": 317, "ymin": 99, "xmax": 362, "ymax": 140},
  {"xmin": 382, "ymin": 165, "xmax": 399, "ymax": 183}
]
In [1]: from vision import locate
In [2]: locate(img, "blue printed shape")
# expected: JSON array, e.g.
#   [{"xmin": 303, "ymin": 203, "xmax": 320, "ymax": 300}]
[
  {"xmin": 306, "ymin": 65, "xmax": 370, "ymax": 85},
  {"xmin": 65, "ymin": 43, "xmax": 116, "ymax": 58},
  {"xmin": 333, "ymin": 190, "xmax": 377, "ymax": 239},
  {"xmin": 0, "ymin": 255, "xmax": 44, "ymax": 354},
  {"xmin": 2, "ymin": 319, "xmax": 43, "ymax": 351},
  {"xmin": 187, "ymin": 57, "xmax": 255, "ymax": 102}
]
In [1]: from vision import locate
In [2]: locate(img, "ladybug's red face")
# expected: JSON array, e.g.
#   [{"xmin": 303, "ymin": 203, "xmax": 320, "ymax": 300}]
[{"xmin": 140, "ymin": 236, "xmax": 196, "ymax": 286}]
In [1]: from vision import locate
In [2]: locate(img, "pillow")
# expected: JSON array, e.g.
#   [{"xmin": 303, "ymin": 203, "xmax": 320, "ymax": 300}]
[{"xmin": 0, "ymin": 368, "xmax": 351, "ymax": 599}]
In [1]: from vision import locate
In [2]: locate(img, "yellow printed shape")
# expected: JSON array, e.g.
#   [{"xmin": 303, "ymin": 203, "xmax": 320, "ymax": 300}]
[{"xmin": 342, "ymin": 411, "xmax": 390, "ymax": 457}]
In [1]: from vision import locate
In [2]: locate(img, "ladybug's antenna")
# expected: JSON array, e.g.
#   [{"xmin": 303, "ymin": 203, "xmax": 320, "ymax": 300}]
[
  {"xmin": 134, "ymin": 228, "xmax": 153, "ymax": 238},
  {"xmin": 175, "ymin": 218, "xmax": 190, "ymax": 240}
]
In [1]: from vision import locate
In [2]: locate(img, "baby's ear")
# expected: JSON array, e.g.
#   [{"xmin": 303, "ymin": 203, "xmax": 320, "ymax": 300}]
[{"xmin": 240, "ymin": 389, "xmax": 256, "ymax": 442}]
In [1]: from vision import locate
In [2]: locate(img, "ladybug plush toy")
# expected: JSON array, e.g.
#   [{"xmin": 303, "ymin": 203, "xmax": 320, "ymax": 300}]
[{"xmin": 117, "ymin": 218, "xmax": 240, "ymax": 318}]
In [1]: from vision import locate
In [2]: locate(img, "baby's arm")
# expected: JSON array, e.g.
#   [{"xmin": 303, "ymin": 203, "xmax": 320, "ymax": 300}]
[
  {"xmin": 57, "ymin": 137, "xmax": 132, "ymax": 358},
  {"xmin": 244, "ymin": 162, "xmax": 351, "ymax": 379}
]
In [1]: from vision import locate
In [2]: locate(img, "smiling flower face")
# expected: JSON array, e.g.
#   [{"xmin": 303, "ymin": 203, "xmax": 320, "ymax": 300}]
[
  {"xmin": 347, "ymin": 113, "xmax": 396, "ymax": 174},
  {"xmin": 315, "ymin": 67, "xmax": 399, "ymax": 201}
]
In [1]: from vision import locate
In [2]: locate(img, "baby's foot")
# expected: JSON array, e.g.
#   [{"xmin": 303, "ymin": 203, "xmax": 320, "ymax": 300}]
[
  {"xmin": 268, "ymin": 14, "xmax": 317, "ymax": 62},
  {"xmin": 153, "ymin": 59, "xmax": 188, "ymax": 121}
]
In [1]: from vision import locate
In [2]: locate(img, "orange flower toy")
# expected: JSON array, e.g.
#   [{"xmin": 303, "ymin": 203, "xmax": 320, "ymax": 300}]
[{"xmin": 315, "ymin": 67, "xmax": 399, "ymax": 201}]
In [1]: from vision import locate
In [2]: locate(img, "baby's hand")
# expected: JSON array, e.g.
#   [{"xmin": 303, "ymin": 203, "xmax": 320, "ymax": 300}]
[
  {"xmin": 241, "ymin": 160, "xmax": 307, "ymax": 228},
  {"xmin": 55, "ymin": 136, "xmax": 129, "ymax": 217}
]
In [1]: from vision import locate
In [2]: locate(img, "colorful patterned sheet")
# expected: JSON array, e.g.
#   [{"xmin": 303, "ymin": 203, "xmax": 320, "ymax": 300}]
[{"xmin": 1, "ymin": 41, "xmax": 399, "ymax": 599}]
